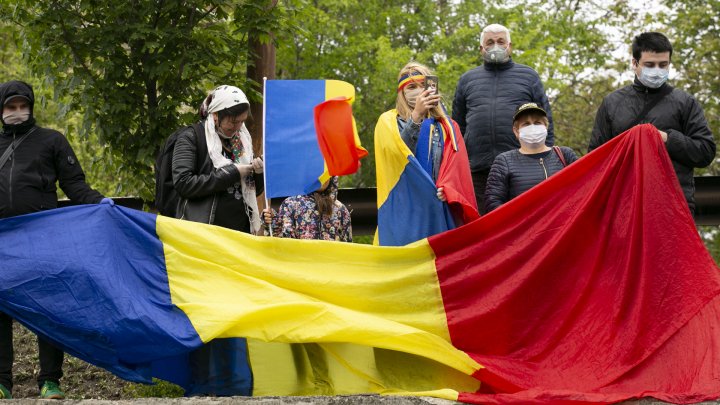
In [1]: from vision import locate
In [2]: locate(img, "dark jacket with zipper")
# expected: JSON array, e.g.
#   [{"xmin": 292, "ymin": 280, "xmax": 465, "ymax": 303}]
[
  {"xmin": 0, "ymin": 81, "xmax": 103, "ymax": 219},
  {"xmin": 452, "ymin": 59, "xmax": 555, "ymax": 173},
  {"xmin": 485, "ymin": 147, "xmax": 577, "ymax": 212},
  {"xmin": 589, "ymin": 79, "xmax": 716, "ymax": 213},
  {"xmin": 171, "ymin": 124, "xmax": 263, "ymax": 227}
]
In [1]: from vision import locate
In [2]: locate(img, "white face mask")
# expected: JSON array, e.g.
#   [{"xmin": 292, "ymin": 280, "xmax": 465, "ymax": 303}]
[
  {"xmin": 2, "ymin": 109, "xmax": 30, "ymax": 125},
  {"xmin": 518, "ymin": 124, "xmax": 548, "ymax": 145},
  {"xmin": 637, "ymin": 66, "xmax": 669, "ymax": 89},
  {"xmin": 403, "ymin": 86, "xmax": 422, "ymax": 108}
]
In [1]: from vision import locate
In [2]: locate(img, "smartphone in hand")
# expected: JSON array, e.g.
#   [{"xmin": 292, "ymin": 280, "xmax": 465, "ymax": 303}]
[
  {"xmin": 425, "ymin": 75, "xmax": 439, "ymax": 95},
  {"xmin": 425, "ymin": 75, "xmax": 439, "ymax": 106}
]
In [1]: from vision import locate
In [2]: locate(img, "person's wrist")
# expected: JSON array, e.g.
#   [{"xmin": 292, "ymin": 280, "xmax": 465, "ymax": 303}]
[
  {"xmin": 236, "ymin": 163, "xmax": 251, "ymax": 176},
  {"xmin": 411, "ymin": 112, "xmax": 422, "ymax": 125}
]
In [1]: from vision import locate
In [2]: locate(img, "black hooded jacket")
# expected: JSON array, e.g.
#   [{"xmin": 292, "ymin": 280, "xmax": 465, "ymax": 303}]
[
  {"xmin": 589, "ymin": 79, "xmax": 716, "ymax": 212},
  {"xmin": 0, "ymin": 80, "xmax": 103, "ymax": 218}
]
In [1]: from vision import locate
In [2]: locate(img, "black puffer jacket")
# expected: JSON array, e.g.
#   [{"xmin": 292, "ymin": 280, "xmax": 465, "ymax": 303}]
[
  {"xmin": 0, "ymin": 80, "xmax": 103, "ymax": 218},
  {"xmin": 171, "ymin": 124, "xmax": 263, "ymax": 225},
  {"xmin": 589, "ymin": 79, "xmax": 716, "ymax": 212},
  {"xmin": 485, "ymin": 147, "xmax": 577, "ymax": 212},
  {"xmin": 452, "ymin": 59, "xmax": 555, "ymax": 173}
]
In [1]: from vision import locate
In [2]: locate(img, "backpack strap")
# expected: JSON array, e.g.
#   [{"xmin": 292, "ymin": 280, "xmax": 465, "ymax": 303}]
[
  {"xmin": 0, "ymin": 128, "xmax": 36, "ymax": 171},
  {"xmin": 154, "ymin": 123, "xmax": 203, "ymax": 217},
  {"xmin": 552, "ymin": 146, "xmax": 567, "ymax": 167}
]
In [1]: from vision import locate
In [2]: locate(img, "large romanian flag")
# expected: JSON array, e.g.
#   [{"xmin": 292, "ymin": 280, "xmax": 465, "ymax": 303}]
[
  {"xmin": 1, "ymin": 124, "xmax": 719, "ymax": 403},
  {"xmin": 264, "ymin": 79, "xmax": 367, "ymax": 198}
]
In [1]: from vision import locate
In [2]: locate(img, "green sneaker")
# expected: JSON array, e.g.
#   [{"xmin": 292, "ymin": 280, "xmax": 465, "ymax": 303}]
[
  {"xmin": 0, "ymin": 384, "xmax": 11, "ymax": 399},
  {"xmin": 40, "ymin": 381, "xmax": 65, "ymax": 399}
]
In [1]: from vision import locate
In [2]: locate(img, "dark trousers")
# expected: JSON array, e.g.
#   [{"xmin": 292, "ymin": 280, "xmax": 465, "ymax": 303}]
[
  {"xmin": 186, "ymin": 337, "xmax": 252, "ymax": 397},
  {"xmin": 0, "ymin": 312, "xmax": 64, "ymax": 391},
  {"xmin": 472, "ymin": 169, "xmax": 490, "ymax": 215}
]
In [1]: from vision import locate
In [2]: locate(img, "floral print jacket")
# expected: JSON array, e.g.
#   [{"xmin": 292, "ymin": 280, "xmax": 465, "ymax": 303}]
[{"xmin": 266, "ymin": 177, "xmax": 352, "ymax": 242}]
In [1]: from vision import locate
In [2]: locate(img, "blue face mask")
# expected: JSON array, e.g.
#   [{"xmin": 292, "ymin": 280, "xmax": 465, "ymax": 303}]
[{"xmin": 638, "ymin": 66, "xmax": 669, "ymax": 89}]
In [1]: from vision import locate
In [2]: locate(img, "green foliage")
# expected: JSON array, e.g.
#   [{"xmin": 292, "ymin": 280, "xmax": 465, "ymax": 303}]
[
  {"xmin": 0, "ymin": 20, "xmax": 122, "ymax": 197},
  {"xmin": 4, "ymin": 0, "xmax": 715, "ymax": 190},
  {"xmin": 123, "ymin": 379, "xmax": 184, "ymax": 398},
  {"xmin": 661, "ymin": 0, "xmax": 720, "ymax": 176},
  {"xmin": 352, "ymin": 234, "xmax": 374, "ymax": 245},
  {"xmin": 1, "ymin": 0, "xmax": 287, "ymax": 200},
  {"xmin": 274, "ymin": 0, "xmax": 627, "ymax": 187}
]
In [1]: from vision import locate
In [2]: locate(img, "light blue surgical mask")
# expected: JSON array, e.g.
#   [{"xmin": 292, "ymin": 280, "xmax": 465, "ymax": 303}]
[{"xmin": 638, "ymin": 67, "xmax": 669, "ymax": 89}]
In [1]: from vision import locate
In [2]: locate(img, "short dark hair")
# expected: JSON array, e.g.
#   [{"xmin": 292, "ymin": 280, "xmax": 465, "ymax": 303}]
[
  {"xmin": 217, "ymin": 102, "xmax": 250, "ymax": 123},
  {"xmin": 632, "ymin": 32, "xmax": 673, "ymax": 61}
]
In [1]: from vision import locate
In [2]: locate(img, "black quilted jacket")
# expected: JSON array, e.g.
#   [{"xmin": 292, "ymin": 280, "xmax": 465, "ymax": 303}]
[{"xmin": 485, "ymin": 147, "xmax": 577, "ymax": 212}]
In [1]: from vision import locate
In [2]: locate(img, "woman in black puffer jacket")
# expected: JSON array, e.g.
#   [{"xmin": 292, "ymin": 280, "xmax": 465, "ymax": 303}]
[{"xmin": 485, "ymin": 102, "xmax": 578, "ymax": 212}]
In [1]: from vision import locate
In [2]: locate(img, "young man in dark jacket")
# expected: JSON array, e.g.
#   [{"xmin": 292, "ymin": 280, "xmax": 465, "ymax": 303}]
[
  {"xmin": 452, "ymin": 23, "xmax": 554, "ymax": 213},
  {"xmin": 0, "ymin": 80, "xmax": 105, "ymax": 399},
  {"xmin": 589, "ymin": 32, "xmax": 716, "ymax": 215}
]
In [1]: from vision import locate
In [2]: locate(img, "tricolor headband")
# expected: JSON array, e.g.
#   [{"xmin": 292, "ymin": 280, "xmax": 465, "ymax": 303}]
[{"xmin": 397, "ymin": 72, "xmax": 425, "ymax": 92}]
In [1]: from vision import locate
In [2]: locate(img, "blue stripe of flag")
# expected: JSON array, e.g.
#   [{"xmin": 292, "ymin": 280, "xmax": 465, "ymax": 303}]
[
  {"xmin": 265, "ymin": 80, "xmax": 327, "ymax": 198},
  {"xmin": 377, "ymin": 157, "xmax": 455, "ymax": 246},
  {"xmin": 0, "ymin": 205, "xmax": 203, "ymax": 387}
]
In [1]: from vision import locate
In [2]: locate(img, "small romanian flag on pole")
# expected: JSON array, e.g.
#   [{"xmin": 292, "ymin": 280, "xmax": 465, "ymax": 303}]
[{"xmin": 263, "ymin": 79, "xmax": 367, "ymax": 198}]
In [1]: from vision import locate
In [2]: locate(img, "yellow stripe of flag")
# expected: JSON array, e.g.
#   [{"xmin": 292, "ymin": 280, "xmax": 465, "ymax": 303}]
[{"xmin": 157, "ymin": 216, "xmax": 482, "ymax": 396}]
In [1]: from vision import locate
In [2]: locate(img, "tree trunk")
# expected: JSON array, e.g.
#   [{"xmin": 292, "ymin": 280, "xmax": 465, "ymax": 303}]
[
  {"xmin": 247, "ymin": 0, "xmax": 278, "ymax": 213},
  {"xmin": 246, "ymin": 0, "xmax": 278, "ymax": 157}
]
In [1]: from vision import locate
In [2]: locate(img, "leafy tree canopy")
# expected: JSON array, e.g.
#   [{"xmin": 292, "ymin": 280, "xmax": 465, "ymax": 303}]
[{"xmin": 1, "ymin": 0, "xmax": 717, "ymax": 193}]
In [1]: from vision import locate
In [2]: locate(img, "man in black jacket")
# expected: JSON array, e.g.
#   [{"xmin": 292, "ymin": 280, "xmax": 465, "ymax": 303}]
[
  {"xmin": 0, "ymin": 80, "xmax": 105, "ymax": 399},
  {"xmin": 453, "ymin": 23, "xmax": 554, "ymax": 213},
  {"xmin": 589, "ymin": 32, "xmax": 716, "ymax": 215}
]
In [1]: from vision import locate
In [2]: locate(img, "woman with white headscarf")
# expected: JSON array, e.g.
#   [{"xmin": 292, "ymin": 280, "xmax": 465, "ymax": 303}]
[
  {"xmin": 171, "ymin": 84, "xmax": 263, "ymax": 396},
  {"xmin": 172, "ymin": 84, "xmax": 264, "ymax": 234}
]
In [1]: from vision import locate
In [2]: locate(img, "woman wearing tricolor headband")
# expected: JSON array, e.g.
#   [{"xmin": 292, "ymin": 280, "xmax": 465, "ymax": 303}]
[
  {"xmin": 171, "ymin": 84, "xmax": 264, "ymax": 396},
  {"xmin": 395, "ymin": 63, "xmax": 446, "ymax": 187},
  {"xmin": 373, "ymin": 62, "xmax": 479, "ymax": 245}
]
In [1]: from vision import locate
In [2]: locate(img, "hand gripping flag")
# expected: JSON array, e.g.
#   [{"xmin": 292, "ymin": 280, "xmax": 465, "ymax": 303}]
[
  {"xmin": 1, "ymin": 124, "xmax": 719, "ymax": 404},
  {"xmin": 264, "ymin": 80, "xmax": 367, "ymax": 198}
]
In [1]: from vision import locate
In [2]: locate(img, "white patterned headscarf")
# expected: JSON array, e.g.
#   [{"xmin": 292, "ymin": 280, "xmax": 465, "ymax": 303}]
[{"xmin": 200, "ymin": 85, "xmax": 261, "ymax": 233}]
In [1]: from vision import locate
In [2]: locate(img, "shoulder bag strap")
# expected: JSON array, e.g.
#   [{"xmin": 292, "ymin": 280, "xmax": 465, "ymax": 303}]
[
  {"xmin": 552, "ymin": 146, "xmax": 567, "ymax": 167},
  {"xmin": 0, "ymin": 128, "xmax": 36, "ymax": 171}
]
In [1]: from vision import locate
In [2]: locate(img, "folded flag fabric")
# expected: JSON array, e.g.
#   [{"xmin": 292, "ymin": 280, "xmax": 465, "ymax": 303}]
[
  {"xmin": 0, "ymin": 124, "xmax": 719, "ymax": 403},
  {"xmin": 374, "ymin": 109, "xmax": 479, "ymax": 246},
  {"xmin": 264, "ymin": 79, "xmax": 365, "ymax": 198}
]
